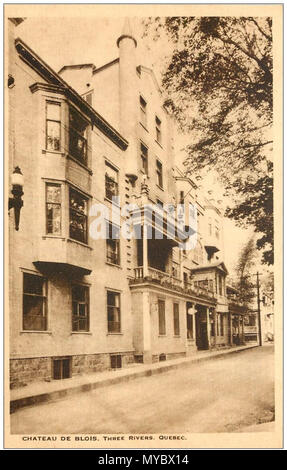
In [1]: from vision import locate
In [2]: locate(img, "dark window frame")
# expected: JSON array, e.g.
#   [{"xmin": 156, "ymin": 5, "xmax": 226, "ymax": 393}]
[
  {"xmin": 69, "ymin": 187, "xmax": 88, "ymax": 244},
  {"xmin": 46, "ymin": 182, "xmax": 62, "ymax": 236},
  {"xmin": 72, "ymin": 284, "xmax": 90, "ymax": 332},
  {"xmin": 140, "ymin": 95, "xmax": 147, "ymax": 128},
  {"xmin": 156, "ymin": 159, "xmax": 163, "ymax": 188},
  {"xmin": 158, "ymin": 299, "xmax": 166, "ymax": 335},
  {"xmin": 69, "ymin": 105, "xmax": 89, "ymax": 165},
  {"xmin": 23, "ymin": 273, "xmax": 47, "ymax": 331},
  {"xmin": 173, "ymin": 303, "xmax": 180, "ymax": 336},
  {"xmin": 155, "ymin": 115, "xmax": 162, "ymax": 144},
  {"xmin": 105, "ymin": 161, "xmax": 119, "ymax": 201},
  {"xmin": 106, "ymin": 221, "xmax": 120, "ymax": 266},
  {"xmin": 140, "ymin": 142, "xmax": 148, "ymax": 175},
  {"xmin": 107, "ymin": 290, "xmax": 121, "ymax": 333}
]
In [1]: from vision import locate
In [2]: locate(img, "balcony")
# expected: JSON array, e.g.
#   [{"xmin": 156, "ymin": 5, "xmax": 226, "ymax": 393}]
[{"xmin": 131, "ymin": 266, "xmax": 215, "ymax": 301}]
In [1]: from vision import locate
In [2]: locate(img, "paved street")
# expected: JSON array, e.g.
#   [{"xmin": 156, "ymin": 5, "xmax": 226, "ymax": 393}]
[{"xmin": 11, "ymin": 345, "xmax": 274, "ymax": 434}]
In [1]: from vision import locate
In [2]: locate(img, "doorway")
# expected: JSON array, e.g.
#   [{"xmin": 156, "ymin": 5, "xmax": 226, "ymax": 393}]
[{"xmin": 195, "ymin": 307, "xmax": 209, "ymax": 350}]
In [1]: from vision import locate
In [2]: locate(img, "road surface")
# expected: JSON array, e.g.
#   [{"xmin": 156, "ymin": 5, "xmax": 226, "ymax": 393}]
[{"xmin": 11, "ymin": 345, "xmax": 274, "ymax": 434}]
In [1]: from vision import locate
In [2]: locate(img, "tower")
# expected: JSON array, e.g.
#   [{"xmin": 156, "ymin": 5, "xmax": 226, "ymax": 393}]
[{"xmin": 117, "ymin": 18, "xmax": 138, "ymax": 183}]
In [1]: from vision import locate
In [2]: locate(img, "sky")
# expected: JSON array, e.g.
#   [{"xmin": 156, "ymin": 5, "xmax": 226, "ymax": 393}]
[{"xmin": 14, "ymin": 15, "xmax": 260, "ymax": 276}]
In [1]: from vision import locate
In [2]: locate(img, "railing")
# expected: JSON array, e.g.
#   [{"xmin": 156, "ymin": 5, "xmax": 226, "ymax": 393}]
[
  {"xmin": 184, "ymin": 281, "xmax": 215, "ymax": 300},
  {"xmin": 132, "ymin": 267, "xmax": 215, "ymax": 300}
]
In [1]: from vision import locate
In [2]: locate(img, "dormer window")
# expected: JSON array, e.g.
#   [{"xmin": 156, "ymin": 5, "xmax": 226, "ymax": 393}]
[{"xmin": 69, "ymin": 106, "xmax": 88, "ymax": 165}]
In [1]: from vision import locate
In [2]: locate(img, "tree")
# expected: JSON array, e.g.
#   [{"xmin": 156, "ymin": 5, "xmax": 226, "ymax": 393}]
[
  {"xmin": 235, "ymin": 237, "xmax": 257, "ymax": 308},
  {"xmin": 144, "ymin": 16, "xmax": 273, "ymax": 264}
]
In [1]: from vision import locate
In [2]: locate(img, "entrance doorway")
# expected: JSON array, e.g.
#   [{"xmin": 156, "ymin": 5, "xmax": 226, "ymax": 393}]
[{"xmin": 195, "ymin": 307, "xmax": 209, "ymax": 350}]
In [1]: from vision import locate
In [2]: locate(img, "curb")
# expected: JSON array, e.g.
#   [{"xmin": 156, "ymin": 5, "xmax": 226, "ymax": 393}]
[{"xmin": 10, "ymin": 344, "xmax": 258, "ymax": 413}]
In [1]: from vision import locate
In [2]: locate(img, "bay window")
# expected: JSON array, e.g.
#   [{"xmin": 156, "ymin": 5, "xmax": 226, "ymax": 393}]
[
  {"xmin": 69, "ymin": 106, "xmax": 88, "ymax": 164},
  {"xmin": 46, "ymin": 102, "xmax": 61, "ymax": 151},
  {"xmin": 46, "ymin": 183, "xmax": 61, "ymax": 235}
]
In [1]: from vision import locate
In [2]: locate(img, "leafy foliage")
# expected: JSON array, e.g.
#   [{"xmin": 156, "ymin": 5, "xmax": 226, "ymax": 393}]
[
  {"xmin": 144, "ymin": 16, "xmax": 273, "ymax": 264},
  {"xmin": 235, "ymin": 237, "xmax": 257, "ymax": 307}
]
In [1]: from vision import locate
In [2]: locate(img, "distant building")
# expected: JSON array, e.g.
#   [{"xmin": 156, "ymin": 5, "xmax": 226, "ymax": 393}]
[{"xmin": 8, "ymin": 18, "xmax": 252, "ymax": 389}]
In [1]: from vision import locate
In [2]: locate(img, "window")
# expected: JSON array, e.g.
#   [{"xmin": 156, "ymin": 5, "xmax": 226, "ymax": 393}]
[
  {"xmin": 69, "ymin": 106, "xmax": 88, "ymax": 164},
  {"xmin": 140, "ymin": 96, "xmax": 147, "ymax": 127},
  {"xmin": 46, "ymin": 183, "xmax": 61, "ymax": 235},
  {"xmin": 140, "ymin": 142, "xmax": 148, "ymax": 174},
  {"xmin": 173, "ymin": 303, "xmax": 180, "ymax": 336},
  {"xmin": 156, "ymin": 159, "xmax": 163, "ymax": 188},
  {"xmin": 158, "ymin": 299, "xmax": 166, "ymax": 335},
  {"xmin": 105, "ymin": 161, "xmax": 119, "ymax": 201},
  {"xmin": 218, "ymin": 275, "xmax": 223, "ymax": 296},
  {"xmin": 46, "ymin": 102, "xmax": 61, "ymax": 151},
  {"xmin": 23, "ymin": 273, "xmax": 47, "ymax": 331},
  {"xmin": 72, "ymin": 285, "xmax": 89, "ymax": 332},
  {"xmin": 53, "ymin": 357, "xmax": 71, "ymax": 380},
  {"xmin": 111, "ymin": 355, "xmax": 122, "ymax": 369},
  {"xmin": 217, "ymin": 314, "xmax": 220, "ymax": 336},
  {"xmin": 155, "ymin": 116, "xmax": 162, "ymax": 144},
  {"xmin": 107, "ymin": 291, "xmax": 121, "ymax": 333},
  {"xmin": 106, "ymin": 222, "xmax": 120, "ymax": 265},
  {"xmin": 69, "ymin": 188, "xmax": 88, "ymax": 244},
  {"xmin": 172, "ymin": 262, "xmax": 180, "ymax": 279}
]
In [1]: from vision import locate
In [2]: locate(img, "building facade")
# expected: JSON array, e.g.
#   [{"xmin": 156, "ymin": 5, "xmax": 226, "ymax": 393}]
[{"xmin": 8, "ymin": 18, "xmax": 249, "ymax": 389}]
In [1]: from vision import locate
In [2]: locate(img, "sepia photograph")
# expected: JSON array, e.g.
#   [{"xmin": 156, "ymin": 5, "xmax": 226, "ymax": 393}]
[{"xmin": 4, "ymin": 3, "xmax": 283, "ymax": 449}]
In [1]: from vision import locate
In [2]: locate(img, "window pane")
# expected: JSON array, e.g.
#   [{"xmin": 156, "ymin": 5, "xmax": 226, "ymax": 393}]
[
  {"xmin": 46, "ymin": 204, "xmax": 61, "ymax": 235},
  {"xmin": 47, "ymin": 121, "xmax": 60, "ymax": 151},
  {"xmin": 70, "ymin": 190, "xmax": 87, "ymax": 214},
  {"xmin": 46, "ymin": 184, "xmax": 61, "ymax": 204},
  {"xmin": 47, "ymin": 102, "xmax": 60, "ymax": 120},
  {"xmin": 23, "ymin": 273, "xmax": 44, "ymax": 295},
  {"xmin": 72, "ymin": 285, "xmax": 86, "ymax": 302}
]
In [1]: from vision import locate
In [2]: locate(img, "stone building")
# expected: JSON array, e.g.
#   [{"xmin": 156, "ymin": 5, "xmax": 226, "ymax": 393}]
[{"xmin": 8, "ymin": 18, "xmax": 248, "ymax": 389}]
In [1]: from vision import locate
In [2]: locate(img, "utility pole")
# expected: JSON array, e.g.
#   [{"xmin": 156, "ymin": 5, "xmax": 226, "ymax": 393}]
[{"xmin": 256, "ymin": 271, "xmax": 262, "ymax": 346}]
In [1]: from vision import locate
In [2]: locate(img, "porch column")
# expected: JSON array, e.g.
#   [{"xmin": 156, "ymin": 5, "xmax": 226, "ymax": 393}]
[
  {"xmin": 228, "ymin": 312, "xmax": 233, "ymax": 346},
  {"xmin": 142, "ymin": 291, "xmax": 152, "ymax": 363},
  {"xmin": 213, "ymin": 309, "xmax": 217, "ymax": 347},
  {"xmin": 143, "ymin": 224, "xmax": 148, "ymax": 278},
  {"xmin": 179, "ymin": 248, "xmax": 184, "ymax": 287},
  {"xmin": 206, "ymin": 306, "xmax": 211, "ymax": 348}
]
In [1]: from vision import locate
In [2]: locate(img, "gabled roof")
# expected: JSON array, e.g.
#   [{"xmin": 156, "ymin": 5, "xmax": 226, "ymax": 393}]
[
  {"xmin": 15, "ymin": 38, "xmax": 128, "ymax": 151},
  {"xmin": 192, "ymin": 261, "xmax": 229, "ymax": 275}
]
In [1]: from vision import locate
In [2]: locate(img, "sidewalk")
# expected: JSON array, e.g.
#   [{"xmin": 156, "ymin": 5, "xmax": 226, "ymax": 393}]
[{"xmin": 10, "ymin": 343, "xmax": 258, "ymax": 413}]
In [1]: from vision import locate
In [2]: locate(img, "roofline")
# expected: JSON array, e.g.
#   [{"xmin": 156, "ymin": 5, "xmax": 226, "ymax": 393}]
[
  {"xmin": 58, "ymin": 63, "xmax": 96, "ymax": 75},
  {"xmin": 14, "ymin": 38, "xmax": 128, "ymax": 151},
  {"xmin": 91, "ymin": 58, "xmax": 119, "ymax": 76}
]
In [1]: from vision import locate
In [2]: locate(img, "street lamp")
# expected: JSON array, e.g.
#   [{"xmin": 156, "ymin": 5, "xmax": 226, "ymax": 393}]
[{"xmin": 8, "ymin": 166, "xmax": 24, "ymax": 231}]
